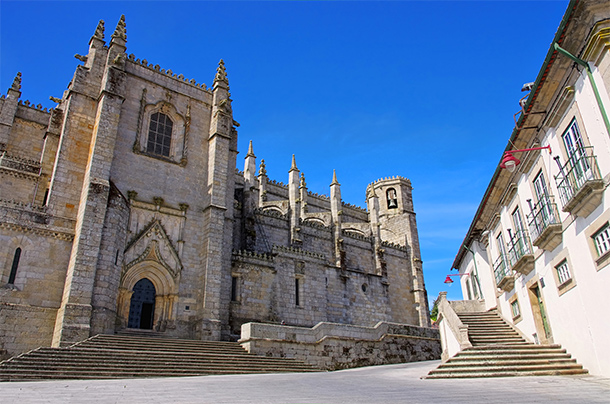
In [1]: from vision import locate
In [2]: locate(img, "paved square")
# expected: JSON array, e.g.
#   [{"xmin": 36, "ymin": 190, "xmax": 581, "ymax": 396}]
[{"xmin": 2, "ymin": 360, "xmax": 610, "ymax": 404}]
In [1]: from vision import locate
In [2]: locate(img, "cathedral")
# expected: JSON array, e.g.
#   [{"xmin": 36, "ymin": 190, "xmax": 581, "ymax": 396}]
[{"xmin": 0, "ymin": 16, "xmax": 429, "ymax": 359}]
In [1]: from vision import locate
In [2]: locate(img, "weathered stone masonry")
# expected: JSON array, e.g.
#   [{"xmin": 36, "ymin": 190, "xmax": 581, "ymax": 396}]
[{"xmin": 0, "ymin": 16, "xmax": 436, "ymax": 365}]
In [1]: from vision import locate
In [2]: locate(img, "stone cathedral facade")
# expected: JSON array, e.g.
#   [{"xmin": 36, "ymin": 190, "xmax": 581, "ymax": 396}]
[{"xmin": 0, "ymin": 17, "xmax": 430, "ymax": 359}]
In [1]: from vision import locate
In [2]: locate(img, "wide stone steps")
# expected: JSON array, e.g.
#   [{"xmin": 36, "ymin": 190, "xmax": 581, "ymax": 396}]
[
  {"xmin": 13, "ymin": 349, "xmax": 314, "ymax": 369},
  {"xmin": 0, "ymin": 334, "xmax": 320, "ymax": 381},
  {"xmin": 426, "ymin": 309, "xmax": 587, "ymax": 378}
]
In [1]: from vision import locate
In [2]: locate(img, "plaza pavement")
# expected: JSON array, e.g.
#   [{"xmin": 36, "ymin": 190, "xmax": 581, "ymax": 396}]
[{"xmin": 2, "ymin": 360, "xmax": 610, "ymax": 404}]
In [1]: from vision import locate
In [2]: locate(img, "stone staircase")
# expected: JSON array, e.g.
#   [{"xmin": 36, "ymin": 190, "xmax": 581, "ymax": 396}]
[
  {"xmin": 0, "ymin": 332, "xmax": 321, "ymax": 381},
  {"xmin": 427, "ymin": 310, "xmax": 587, "ymax": 378}
]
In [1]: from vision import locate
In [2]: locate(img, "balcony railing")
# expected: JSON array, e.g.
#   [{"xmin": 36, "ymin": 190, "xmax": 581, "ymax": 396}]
[
  {"xmin": 506, "ymin": 229, "xmax": 535, "ymax": 275},
  {"xmin": 554, "ymin": 146, "xmax": 603, "ymax": 216},
  {"xmin": 493, "ymin": 255, "xmax": 509, "ymax": 285},
  {"xmin": 527, "ymin": 197, "xmax": 559, "ymax": 240},
  {"xmin": 493, "ymin": 255, "xmax": 515, "ymax": 292},
  {"xmin": 507, "ymin": 230, "xmax": 532, "ymax": 265},
  {"xmin": 527, "ymin": 196, "xmax": 563, "ymax": 251}
]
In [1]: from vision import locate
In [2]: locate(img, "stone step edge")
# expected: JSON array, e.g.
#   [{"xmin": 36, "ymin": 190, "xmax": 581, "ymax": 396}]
[
  {"xmin": 75, "ymin": 335, "xmax": 244, "ymax": 347},
  {"xmin": 436, "ymin": 359, "xmax": 579, "ymax": 368},
  {"xmin": 463, "ymin": 344, "xmax": 563, "ymax": 350},
  {"xmin": 0, "ymin": 363, "xmax": 317, "ymax": 372},
  {"xmin": 428, "ymin": 364, "xmax": 585, "ymax": 374},
  {"xmin": 425, "ymin": 369, "xmax": 588, "ymax": 379},
  {"xmin": 0, "ymin": 368, "xmax": 322, "ymax": 381}
]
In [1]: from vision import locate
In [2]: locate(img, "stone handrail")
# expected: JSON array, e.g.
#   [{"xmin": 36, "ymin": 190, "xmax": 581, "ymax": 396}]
[
  {"xmin": 239, "ymin": 320, "xmax": 440, "ymax": 370},
  {"xmin": 437, "ymin": 292, "xmax": 471, "ymax": 361}
]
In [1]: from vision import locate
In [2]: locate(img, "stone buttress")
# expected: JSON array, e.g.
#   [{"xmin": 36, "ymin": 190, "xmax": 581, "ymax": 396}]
[{"xmin": 52, "ymin": 18, "xmax": 128, "ymax": 346}]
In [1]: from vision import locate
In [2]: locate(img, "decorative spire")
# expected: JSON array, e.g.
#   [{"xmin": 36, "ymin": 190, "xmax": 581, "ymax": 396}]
[
  {"xmin": 289, "ymin": 154, "xmax": 299, "ymax": 172},
  {"xmin": 214, "ymin": 59, "xmax": 229, "ymax": 86},
  {"xmin": 111, "ymin": 15, "xmax": 127, "ymax": 42},
  {"xmin": 10, "ymin": 72, "xmax": 22, "ymax": 91},
  {"xmin": 331, "ymin": 169, "xmax": 340, "ymax": 186},
  {"xmin": 93, "ymin": 20, "xmax": 105, "ymax": 40},
  {"xmin": 258, "ymin": 159, "xmax": 267, "ymax": 176},
  {"xmin": 300, "ymin": 173, "xmax": 307, "ymax": 188},
  {"xmin": 246, "ymin": 140, "xmax": 256, "ymax": 158}
]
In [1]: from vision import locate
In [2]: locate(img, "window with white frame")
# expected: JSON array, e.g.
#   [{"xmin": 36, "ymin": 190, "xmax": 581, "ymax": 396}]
[
  {"xmin": 512, "ymin": 206, "xmax": 525, "ymax": 234},
  {"xmin": 593, "ymin": 223, "xmax": 610, "ymax": 257},
  {"xmin": 562, "ymin": 119, "xmax": 592, "ymax": 179},
  {"xmin": 555, "ymin": 259, "xmax": 572, "ymax": 285},
  {"xmin": 510, "ymin": 299, "xmax": 520, "ymax": 319}
]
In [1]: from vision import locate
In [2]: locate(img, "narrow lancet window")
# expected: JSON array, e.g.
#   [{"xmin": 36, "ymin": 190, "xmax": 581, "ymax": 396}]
[
  {"xmin": 8, "ymin": 248, "xmax": 21, "ymax": 284},
  {"xmin": 231, "ymin": 276, "xmax": 239, "ymax": 302},
  {"xmin": 295, "ymin": 278, "xmax": 300, "ymax": 307}
]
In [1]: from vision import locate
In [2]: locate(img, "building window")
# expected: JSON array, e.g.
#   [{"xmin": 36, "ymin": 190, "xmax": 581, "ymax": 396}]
[
  {"xmin": 510, "ymin": 299, "xmax": 521, "ymax": 320},
  {"xmin": 295, "ymin": 278, "xmax": 301, "ymax": 307},
  {"xmin": 135, "ymin": 99, "xmax": 188, "ymax": 166},
  {"xmin": 593, "ymin": 223, "xmax": 610, "ymax": 257},
  {"xmin": 555, "ymin": 259, "xmax": 571, "ymax": 285},
  {"xmin": 231, "ymin": 276, "xmax": 239, "ymax": 302},
  {"xmin": 147, "ymin": 112, "xmax": 173, "ymax": 157},
  {"xmin": 8, "ymin": 247, "xmax": 21, "ymax": 285},
  {"xmin": 386, "ymin": 188, "xmax": 398, "ymax": 209}
]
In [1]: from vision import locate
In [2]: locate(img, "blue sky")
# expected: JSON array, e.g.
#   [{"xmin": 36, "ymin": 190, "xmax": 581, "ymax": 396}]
[{"xmin": 1, "ymin": 0, "xmax": 569, "ymax": 307}]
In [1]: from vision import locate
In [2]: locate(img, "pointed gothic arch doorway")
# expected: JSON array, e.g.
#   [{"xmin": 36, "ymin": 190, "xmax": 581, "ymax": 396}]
[{"xmin": 128, "ymin": 278, "xmax": 156, "ymax": 329}]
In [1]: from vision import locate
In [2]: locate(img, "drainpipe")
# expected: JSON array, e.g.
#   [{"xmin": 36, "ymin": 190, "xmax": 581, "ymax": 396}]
[
  {"xmin": 553, "ymin": 43, "xmax": 610, "ymax": 137},
  {"xmin": 463, "ymin": 245, "xmax": 483, "ymax": 300}
]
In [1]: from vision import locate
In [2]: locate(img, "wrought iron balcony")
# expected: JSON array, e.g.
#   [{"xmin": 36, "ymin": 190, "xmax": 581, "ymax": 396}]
[
  {"xmin": 554, "ymin": 146, "xmax": 603, "ymax": 217},
  {"xmin": 507, "ymin": 230, "xmax": 535, "ymax": 275},
  {"xmin": 493, "ymin": 255, "xmax": 514, "ymax": 292},
  {"xmin": 527, "ymin": 196, "xmax": 562, "ymax": 251}
]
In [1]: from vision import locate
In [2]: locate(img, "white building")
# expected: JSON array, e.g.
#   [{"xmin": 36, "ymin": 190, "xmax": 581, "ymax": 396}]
[{"xmin": 442, "ymin": 0, "xmax": 610, "ymax": 377}]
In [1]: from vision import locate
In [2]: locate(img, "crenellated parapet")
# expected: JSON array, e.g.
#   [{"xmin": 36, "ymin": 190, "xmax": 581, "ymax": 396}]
[
  {"xmin": 0, "ymin": 150, "xmax": 42, "ymax": 175},
  {"xmin": 307, "ymin": 191, "xmax": 330, "ymax": 200},
  {"xmin": 370, "ymin": 175, "xmax": 412, "ymax": 186},
  {"xmin": 341, "ymin": 201, "xmax": 366, "ymax": 212},
  {"xmin": 126, "ymin": 54, "xmax": 211, "ymax": 92},
  {"xmin": 341, "ymin": 228, "xmax": 373, "ymax": 242},
  {"xmin": 268, "ymin": 179, "xmax": 288, "ymax": 188},
  {"xmin": 272, "ymin": 245, "xmax": 326, "ymax": 261},
  {"xmin": 16, "ymin": 100, "xmax": 51, "ymax": 113},
  {"xmin": 232, "ymin": 249, "xmax": 274, "ymax": 262},
  {"xmin": 380, "ymin": 240, "xmax": 409, "ymax": 252}
]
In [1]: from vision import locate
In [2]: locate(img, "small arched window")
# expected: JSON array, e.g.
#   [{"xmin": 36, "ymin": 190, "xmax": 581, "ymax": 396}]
[
  {"xmin": 147, "ymin": 112, "xmax": 173, "ymax": 157},
  {"xmin": 8, "ymin": 248, "xmax": 21, "ymax": 284},
  {"xmin": 386, "ymin": 188, "xmax": 398, "ymax": 209}
]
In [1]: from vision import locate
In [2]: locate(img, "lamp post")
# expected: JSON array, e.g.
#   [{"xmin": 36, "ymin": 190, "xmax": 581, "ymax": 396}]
[{"xmin": 500, "ymin": 145, "xmax": 551, "ymax": 172}]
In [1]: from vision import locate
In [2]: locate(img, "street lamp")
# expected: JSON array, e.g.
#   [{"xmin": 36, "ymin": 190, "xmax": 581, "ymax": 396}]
[
  {"xmin": 500, "ymin": 145, "xmax": 551, "ymax": 172},
  {"xmin": 444, "ymin": 273, "xmax": 469, "ymax": 284}
]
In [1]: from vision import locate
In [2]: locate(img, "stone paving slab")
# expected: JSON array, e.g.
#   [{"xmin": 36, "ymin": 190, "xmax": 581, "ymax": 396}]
[{"xmin": 2, "ymin": 360, "xmax": 610, "ymax": 404}]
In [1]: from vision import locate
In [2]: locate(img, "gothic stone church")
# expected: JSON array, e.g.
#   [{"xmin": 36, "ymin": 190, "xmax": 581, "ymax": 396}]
[{"xmin": 0, "ymin": 17, "xmax": 430, "ymax": 358}]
